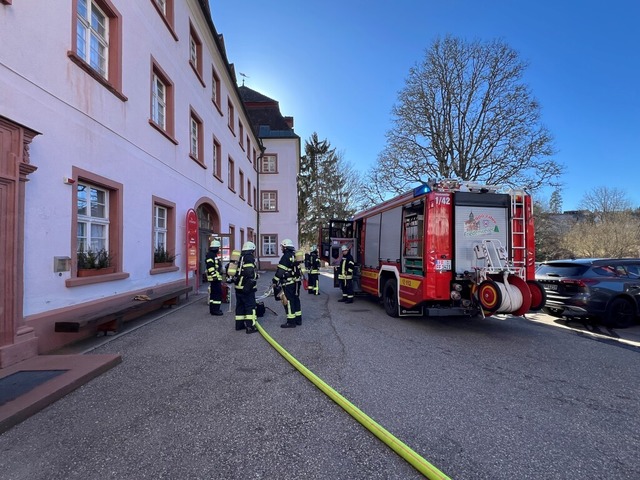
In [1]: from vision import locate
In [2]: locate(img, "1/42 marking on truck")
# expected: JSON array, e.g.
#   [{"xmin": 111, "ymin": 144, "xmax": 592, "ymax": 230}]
[
  {"xmin": 435, "ymin": 194, "xmax": 451, "ymax": 206},
  {"xmin": 400, "ymin": 278, "xmax": 421, "ymax": 289}
]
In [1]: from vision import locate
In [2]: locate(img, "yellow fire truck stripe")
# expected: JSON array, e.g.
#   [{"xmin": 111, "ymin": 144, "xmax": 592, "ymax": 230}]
[{"xmin": 255, "ymin": 321, "xmax": 451, "ymax": 480}]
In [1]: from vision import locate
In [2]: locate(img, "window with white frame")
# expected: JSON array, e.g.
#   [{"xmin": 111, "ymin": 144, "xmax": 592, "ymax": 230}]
[
  {"xmin": 213, "ymin": 137, "xmax": 222, "ymax": 178},
  {"xmin": 151, "ymin": 73, "xmax": 166, "ymax": 129},
  {"xmin": 212, "ymin": 67, "xmax": 220, "ymax": 107},
  {"xmin": 76, "ymin": 0, "xmax": 109, "ymax": 78},
  {"xmin": 262, "ymin": 235, "xmax": 277, "ymax": 256},
  {"xmin": 261, "ymin": 154, "xmax": 277, "ymax": 173},
  {"xmin": 154, "ymin": 205, "xmax": 167, "ymax": 251},
  {"xmin": 77, "ymin": 182, "xmax": 109, "ymax": 252},
  {"xmin": 189, "ymin": 109, "xmax": 204, "ymax": 163},
  {"xmin": 150, "ymin": 59, "xmax": 174, "ymax": 138},
  {"xmin": 228, "ymin": 157, "xmax": 235, "ymax": 191},
  {"xmin": 261, "ymin": 191, "xmax": 277, "ymax": 211},
  {"xmin": 227, "ymin": 99, "xmax": 235, "ymax": 133}
]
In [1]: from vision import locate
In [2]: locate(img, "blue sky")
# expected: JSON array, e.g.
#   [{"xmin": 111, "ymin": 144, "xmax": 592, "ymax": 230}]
[{"xmin": 209, "ymin": 1, "xmax": 640, "ymax": 211}]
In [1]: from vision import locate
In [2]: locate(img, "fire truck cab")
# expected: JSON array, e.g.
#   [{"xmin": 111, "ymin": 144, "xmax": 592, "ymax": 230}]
[{"xmin": 320, "ymin": 179, "xmax": 546, "ymax": 318}]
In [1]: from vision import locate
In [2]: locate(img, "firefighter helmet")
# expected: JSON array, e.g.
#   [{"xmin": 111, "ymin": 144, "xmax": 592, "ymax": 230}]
[
  {"xmin": 311, "ymin": 244, "xmax": 317, "ymax": 252},
  {"xmin": 281, "ymin": 238, "xmax": 294, "ymax": 250},
  {"xmin": 210, "ymin": 240, "xmax": 221, "ymax": 248},
  {"xmin": 242, "ymin": 241, "xmax": 256, "ymax": 252},
  {"xmin": 341, "ymin": 244, "xmax": 349, "ymax": 252}
]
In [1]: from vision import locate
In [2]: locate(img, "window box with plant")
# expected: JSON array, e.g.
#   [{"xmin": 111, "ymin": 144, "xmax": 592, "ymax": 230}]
[
  {"xmin": 154, "ymin": 247, "xmax": 176, "ymax": 267},
  {"xmin": 77, "ymin": 248, "xmax": 115, "ymax": 277}
]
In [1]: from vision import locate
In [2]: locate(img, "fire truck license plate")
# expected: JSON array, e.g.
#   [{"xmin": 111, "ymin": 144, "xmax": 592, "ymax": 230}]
[{"xmin": 435, "ymin": 260, "xmax": 451, "ymax": 271}]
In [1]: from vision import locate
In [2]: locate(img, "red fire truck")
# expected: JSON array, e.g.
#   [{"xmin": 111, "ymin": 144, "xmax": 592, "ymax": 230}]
[{"xmin": 319, "ymin": 179, "xmax": 546, "ymax": 318}]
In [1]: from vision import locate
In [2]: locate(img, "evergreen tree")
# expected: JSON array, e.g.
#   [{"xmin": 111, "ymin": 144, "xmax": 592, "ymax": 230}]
[
  {"xmin": 549, "ymin": 188, "xmax": 563, "ymax": 213},
  {"xmin": 298, "ymin": 133, "xmax": 361, "ymax": 247}
]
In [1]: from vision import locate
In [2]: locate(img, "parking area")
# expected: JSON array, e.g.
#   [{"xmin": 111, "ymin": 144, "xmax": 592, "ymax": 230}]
[{"xmin": 526, "ymin": 311, "xmax": 640, "ymax": 348}]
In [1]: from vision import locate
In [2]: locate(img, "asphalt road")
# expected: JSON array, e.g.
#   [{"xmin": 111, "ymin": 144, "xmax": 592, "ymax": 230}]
[{"xmin": 1, "ymin": 273, "xmax": 639, "ymax": 479}]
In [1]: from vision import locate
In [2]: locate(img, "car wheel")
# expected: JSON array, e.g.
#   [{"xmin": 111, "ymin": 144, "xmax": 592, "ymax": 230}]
[
  {"xmin": 605, "ymin": 297, "xmax": 637, "ymax": 328},
  {"xmin": 542, "ymin": 307, "xmax": 564, "ymax": 318},
  {"xmin": 383, "ymin": 280, "xmax": 399, "ymax": 318}
]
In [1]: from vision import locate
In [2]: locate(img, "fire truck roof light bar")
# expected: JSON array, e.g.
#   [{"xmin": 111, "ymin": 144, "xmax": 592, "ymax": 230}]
[{"xmin": 413, "ymin": 179, "xmax": 504, "ymax": 197}]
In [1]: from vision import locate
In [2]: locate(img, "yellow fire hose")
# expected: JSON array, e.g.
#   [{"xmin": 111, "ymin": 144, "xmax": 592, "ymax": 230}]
[{"xmin": 255, "ymin": 321, "xmax": 451, "ymax": 480}]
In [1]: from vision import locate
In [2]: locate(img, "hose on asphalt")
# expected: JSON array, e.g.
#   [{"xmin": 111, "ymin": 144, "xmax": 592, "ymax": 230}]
[{"xmin": 255, "ymin": 321, "xmax": 451, "ymax": 480}]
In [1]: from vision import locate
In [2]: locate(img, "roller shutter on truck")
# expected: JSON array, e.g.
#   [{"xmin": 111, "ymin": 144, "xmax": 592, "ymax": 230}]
[{"xmin": 453, "ymin": 192, "xmax": 511, "ymax": 275}]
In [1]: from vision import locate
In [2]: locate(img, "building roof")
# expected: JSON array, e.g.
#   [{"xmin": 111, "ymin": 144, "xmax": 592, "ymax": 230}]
[{"xmin": 238, "ymin": 85, "xmax": 299, "ymax": 139}]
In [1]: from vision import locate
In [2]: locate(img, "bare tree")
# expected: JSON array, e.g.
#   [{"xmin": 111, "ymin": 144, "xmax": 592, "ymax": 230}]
[
  {"xmin": 579, "ymin": 186, "xmax": 632, "ymax": 221},
  {"xmin": 369, "ymin": 36, "xmax": 562, "ymax": 199},
  {"xmin": 561, "ymin": 186, "xmax": 640, "ymax": 257},
  {"xmin": 562, "ymin": 212, "xmax": 640, "ymax": 258}
]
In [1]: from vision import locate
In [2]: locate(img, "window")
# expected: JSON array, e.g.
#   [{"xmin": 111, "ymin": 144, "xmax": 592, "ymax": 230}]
[
  {"xmin": 212, "ymin": 137, "xmax": 222, "ymax": 179},
  {"xmin": 211, "ymin": 67, "xmax": 221, "ymax": 110},
  {"xmin": 238, "ymin": 121, "xmax": 244, "ymax": 149},
  {"xmin": 246, "ymin": 136, "xmax": 251, "ymax": 160},
  {"xmin": 253, "ymin": 149, "xmax": 258, "ymax": 171},
  {"xmin": 261, "ymin": 191, "xmax": 277, "ymax": 211},
  {"xmin": 227, "ymin": 99, "xmax": 235, "ymax": 134},
  {"xmin": 77, "ymin": 0, "xmax": 109, "ymax": 78},
  {"xmin": 154, "ymin": 205, "xmax": 167, "ymax": 251},
  {"xmin": 150, "ymin": 0, "xmax": 177, "ymax": 39},
  {"xmin": 247, "ymin": 180, "xmax": 252, "ymax": 206},
  {"xmin": 152, "ymin": 74, "xmax": 166, "ymax": 128},
  {"xmin": 70, "ymin": 0, "xmax": 124, "ymax": 99},
  {"xmin": 253, "ymin": 187, "xmax": 257, "ymax": 211},
  {"xmin": 228, "ymin": 157, "xmax": 235, "ymax": 191},
  {"xmin": 77, "ymin": 182, "xmax": 109, "ymax": 253},
  {"xmin": 262, "ymin": 235, "xmax": 278, "ymax": 256},
  {"xmin": 189, "ymin": 108, "xmax": 204, "ymax": 164},
  {"xmin": 150, "ymin": 58, "xmax": 175, "ymax": 140},
  {"xmin": 261, "ymin": 154, "xmax": 277, "ymax": 173},
  {"xmin": 239, "ymin": 170, "xmax": 245, "ymax": 199},
  {"xmin": 189, "ymin": 22, "xmax": 204, "ymax": 85},
  {"xmin": 69, "ymin": 168, "xmax": 125, "ymax": 285},
  {"xmin": 152, "ymin": 197, "xmax": 177, "ymax": 271}
]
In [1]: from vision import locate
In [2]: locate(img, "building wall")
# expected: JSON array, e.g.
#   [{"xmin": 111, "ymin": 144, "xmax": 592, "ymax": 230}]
[
  {"xmin": 258, "ymin": 137, "xmax": 300, "ymax": 269},
  {"xmin": 0, "ymin": 0, "xmax": 264, "ymax": 356}
]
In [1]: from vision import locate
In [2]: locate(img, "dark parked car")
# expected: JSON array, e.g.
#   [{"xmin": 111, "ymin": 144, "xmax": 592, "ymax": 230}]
[{"xmin": 535, "ymin": 258, "xmax": 640, "ymax": 327}]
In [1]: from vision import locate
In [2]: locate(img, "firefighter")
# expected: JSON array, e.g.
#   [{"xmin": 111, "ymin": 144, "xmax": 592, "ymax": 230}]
[
  {"xmin": 307, "ymin": 244, "xmax": 321, "ymax": 295},
  {"xmin": 230, "ymin": 241, "xmax": 259, "ymax": 334},
  {"xmin": 338, "ymin": 244, "xmax": 355, "ymax": 303},
  {"xmin": 272, "ymin": 238, "xmax": 302, "ymax": 328},
  {"xmin": 205, "ymin": 239, "xmax": 224, "ymax": 315}
]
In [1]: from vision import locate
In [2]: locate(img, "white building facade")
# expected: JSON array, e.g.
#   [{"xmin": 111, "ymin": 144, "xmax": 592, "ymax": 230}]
[
  {"xmin": 239, "ymin": 86, "xmax": 301, "ymax": 270},
  {"xmin": 0, "ymin": 0, "xmax": 297, "ymax": 365}
]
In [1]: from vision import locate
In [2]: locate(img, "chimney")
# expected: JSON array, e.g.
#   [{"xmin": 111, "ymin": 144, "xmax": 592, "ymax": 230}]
[{"xmin": 284, "ymin": 116, "xmax": 294, "ymax": 129}]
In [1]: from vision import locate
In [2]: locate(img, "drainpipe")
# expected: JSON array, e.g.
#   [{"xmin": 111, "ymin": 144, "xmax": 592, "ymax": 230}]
[{"xmin": 256, "ymin": 138, "xmax": 266, "ymax": 270}]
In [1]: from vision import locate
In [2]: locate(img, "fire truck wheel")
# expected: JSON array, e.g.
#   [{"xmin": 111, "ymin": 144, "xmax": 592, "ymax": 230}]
[
  {"xmin": 526, "ymin": 280, "xmax": 546, "ymax": 311},
  {"xmin": 383, "ymin": 280, "xmax": 399, "ymax": 317},
  {"xmin": 477, "ymin": 279, "xmax": 502, "ymax": 314}
]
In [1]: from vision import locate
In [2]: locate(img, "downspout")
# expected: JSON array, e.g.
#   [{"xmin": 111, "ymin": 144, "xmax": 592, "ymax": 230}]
[{"xmin": 256, "ymin": 138, "xmax": 266, "ymax": 270}]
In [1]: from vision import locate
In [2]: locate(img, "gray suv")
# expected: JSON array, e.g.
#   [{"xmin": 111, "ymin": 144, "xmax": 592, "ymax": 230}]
[{"xmin": 535, "ymin": 258, "xmax": 640, "ymax": 328}]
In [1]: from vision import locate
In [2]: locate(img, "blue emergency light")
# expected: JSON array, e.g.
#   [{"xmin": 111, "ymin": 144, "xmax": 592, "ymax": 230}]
[{"xmin": 413, "ymin": 183, "xmax": 431, "ymax": 197}]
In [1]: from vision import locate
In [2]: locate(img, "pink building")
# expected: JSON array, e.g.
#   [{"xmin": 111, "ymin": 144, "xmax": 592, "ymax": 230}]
[{"xmin": 0, "ymin": 0, "xmax": 299, "ymax": 367}]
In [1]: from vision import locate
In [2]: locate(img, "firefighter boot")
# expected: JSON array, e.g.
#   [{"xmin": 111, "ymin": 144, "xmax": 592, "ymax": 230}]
[{"xmin": 280, "ymin": 321, "xmax": 296, "ymax": 328}]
